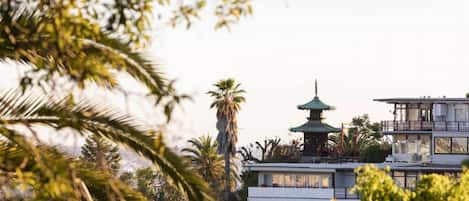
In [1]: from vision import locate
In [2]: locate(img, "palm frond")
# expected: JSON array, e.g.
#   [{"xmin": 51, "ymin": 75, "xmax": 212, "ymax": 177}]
[{"xmin": 0, "ymin": 89, "xmax": 212, "ymax": 201}]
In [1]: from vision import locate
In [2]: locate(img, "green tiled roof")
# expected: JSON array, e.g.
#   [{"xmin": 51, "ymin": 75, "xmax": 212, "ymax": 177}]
[
  {"xmin": 297, "ymin": 96, "xmax": 334, "ymax": 110},
  {"xmin": 290, "ymin": 120, "xmax": 341, "ymax": 133}
]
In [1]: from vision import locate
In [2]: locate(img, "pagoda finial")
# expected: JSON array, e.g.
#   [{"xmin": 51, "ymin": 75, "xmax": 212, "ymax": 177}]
[{"xmin": 315, "ymin": 79, "xmax": 318, "ymax": 97}]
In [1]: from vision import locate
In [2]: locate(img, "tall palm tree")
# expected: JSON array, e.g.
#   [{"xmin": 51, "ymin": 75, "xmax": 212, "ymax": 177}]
[
  {"xmin": 208, "ymin": 78, "xmax": 245, "ymax": 201},
  {"xmin": 183, "ymin": 135, "xmax": 239, "ymax": 198}
]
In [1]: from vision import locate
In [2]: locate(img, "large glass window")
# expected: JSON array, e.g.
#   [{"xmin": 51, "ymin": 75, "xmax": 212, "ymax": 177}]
[
  {"xmin": 452, "ymin": 138, "xmax": 468, "ymax": 153},
  {"xmin": 435, "ymin": 137, "xmax": 451, "ymax": 153},
  {"xmin": 434, "ymin": 137, "xmax": 469, "ymax": 154},
  {"xmin": 270, "ymin": 173, "xmax": 332, "ymax": 188},
  {"xmin": 393, "ymin": 134, "xmax": 431, "ymax": 156}
]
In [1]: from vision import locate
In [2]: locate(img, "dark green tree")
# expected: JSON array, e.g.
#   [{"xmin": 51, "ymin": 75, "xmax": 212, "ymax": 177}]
[
  {"xmin": 81, "ymin": 134, "xmax": 122, "ymax": 175},
  {"xmin": 120, "ymin": 168, "xmax": 186, "ymax": 201}
]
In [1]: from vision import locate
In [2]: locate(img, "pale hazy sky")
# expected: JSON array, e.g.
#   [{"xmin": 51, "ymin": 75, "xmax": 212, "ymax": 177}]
[
  {"xmin": 3, "ymin": 0, "xmax": 469, "ymax": 149},
  {"xmin": 153, "ymin": 0, "xmax": 469, "ymax": 146}
]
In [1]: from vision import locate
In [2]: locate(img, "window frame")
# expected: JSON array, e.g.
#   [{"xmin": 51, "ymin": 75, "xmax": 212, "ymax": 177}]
[{"xmin": 434, "ymin": 136, "xmax": 469, "ymax": 155}]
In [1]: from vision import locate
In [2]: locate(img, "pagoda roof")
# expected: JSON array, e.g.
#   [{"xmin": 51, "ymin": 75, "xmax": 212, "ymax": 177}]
[
  {"xmin": 290, "ymin": 120, "xmax": 341, "ymax": 133},
  {"xmin": 297, "ymin": 96, "xmax": 334, "ymax": 110}
]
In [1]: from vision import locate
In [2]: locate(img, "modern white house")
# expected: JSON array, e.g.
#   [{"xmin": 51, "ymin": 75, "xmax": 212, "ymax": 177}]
[{"xmin": 244, "ymin": 84, "xmax": 464, "ymax": 201}]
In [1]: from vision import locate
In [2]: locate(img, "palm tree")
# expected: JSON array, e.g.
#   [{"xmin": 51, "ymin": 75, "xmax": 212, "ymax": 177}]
[
  {"xmin": 0, "ymin": 2, "xmax": 210, "ymax": 200},
  {"xmin": 329, "ymin": 115, "xmax": 381, "ymax": 157},
  {"xmin": 183, "ymin": 135, "xmax": 239, "ymax": 198},
  {"xmin": 208, "ymin": 78, "xmax": 245, "ymax": 201},
  {"xmin": 0, "ymin": 90, "xmax": 211, "ymax": 200}
]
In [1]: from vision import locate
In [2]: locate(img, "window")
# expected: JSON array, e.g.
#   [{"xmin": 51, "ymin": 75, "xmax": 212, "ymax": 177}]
[
  {"xmin": 321, "ymin": 175, "xmax": 331, "ymax": 188},
  {"xmin": 435, "ymin": 137, "xmax": 451, "ymax": 153},
  {"xmin": 406, "ymin": 172, "xmax": 418, "ymax": 190},
  {"xmin": 455, "ymin": 108, "xmax": 467, "ymax": 121},
  {"xmin": 452, "ymin": 138, "xmax": 468, "ymax": 153},
  {"xmin": 393, "ymin": 134, "xmax": 431, "ymax": 155},
  {"xmin": 272, "ymin": 174, "xmax": 284, "ymax": 187},
  {"xmin": 434, "ymin": 137, "xmax": 469, "ymax": 154},
  {"xmin": 394, "ymin": 135, "xmax": 407, "ymax": 154},
  {"xmin": 407, "ymin": 135, "xmax": 418, "ymax": 154},
  {"xmin": 296, "ymin": 175, "xmax": 307, "ymax": 187},
  {"xmin": 284, "ymin": 175, "xmax": 295, "ymax": 187},
  {"xmin": 393, "ymin": 171, "xmax": 405, "ymax": 188},
  {"xmin": 271, "ymin": 174, "xmax": 332, "ymax": 188},
  {"xmin": 308, "ymin": 175, "xmax": 320, "ymax": 188},
  {"xmin": 420, "ymin": 135, "xmax": 430, "ymax": 155}
]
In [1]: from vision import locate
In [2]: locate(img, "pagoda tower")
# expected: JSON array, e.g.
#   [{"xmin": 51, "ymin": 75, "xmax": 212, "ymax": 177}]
[{"xmin": 290, "ymin": 80, "xmax": 341, "ymax": 157}]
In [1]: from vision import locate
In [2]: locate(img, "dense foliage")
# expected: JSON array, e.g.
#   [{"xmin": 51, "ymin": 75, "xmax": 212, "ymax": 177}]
[
  {"xmin": 120, "ymin": 167, "xmax": 186, "ymax": 201},
  {"xmin": 329, "ymin": 114, "xmax": 389, "ymax": 162},
  {"xmin": 353, "ymin": 165, "xmax": 469, "ymax": 201}
]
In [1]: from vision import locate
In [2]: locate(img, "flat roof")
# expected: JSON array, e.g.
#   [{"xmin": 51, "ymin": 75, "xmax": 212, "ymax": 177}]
[
  {"xmin": 374, "ymin": 98, "xmax": 469, "ymax": 104},
  {"xmin": 244, "ymin": 162, "xmax": 462, "ymax": 172}
]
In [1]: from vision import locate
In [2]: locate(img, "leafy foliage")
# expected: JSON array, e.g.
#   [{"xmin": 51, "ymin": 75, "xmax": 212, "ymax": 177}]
[
  {"xmin": 353, "ymin": 165, "xmax": 406, "ymax": 201},
  {"xmin": 120, "ymin": 167, "xmax": 186, "ymax": 201},
  {"xmin": 0, "ymin": 90, "xmax": 212, "ymax": 201},
  {"xmin": 359, "ymin": 144, "xmax": 391, "ymax": 163},
  {"xmin": 183, "ymin": 135, "xmax": 239, "ymax": 198},
  {"xmin": 353, "ymin": 165, "xmax": 469, "ymax": 201},
  {"xmin": 329, "ymin": 114, "xmax": 382, "ymax": 158},
  {"xmin": 0, "ymin": 140, "xmax": 147, "ymax": 201},
  {"xmin": 81, "ymin": 134, "xmax": 122, "ymax": 175}
]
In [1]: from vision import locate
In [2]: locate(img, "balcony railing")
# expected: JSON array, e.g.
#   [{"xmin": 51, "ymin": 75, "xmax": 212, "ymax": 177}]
[
  {"xmin": 381, "ymin": 121, "xmax": 469, "ymax": 132},
  {"xmin": 334, "ymin": 187, "xmax": 359, "ymax": 200}
]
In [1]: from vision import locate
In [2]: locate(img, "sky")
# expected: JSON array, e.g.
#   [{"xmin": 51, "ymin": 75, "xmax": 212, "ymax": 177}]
[
  {"xmin": 3, "ymin": 0, "xmax": 469, "ymax": 151},
  {"xmin": 151, "ymin": 0, "xmax": 469, "ymax": 146}
]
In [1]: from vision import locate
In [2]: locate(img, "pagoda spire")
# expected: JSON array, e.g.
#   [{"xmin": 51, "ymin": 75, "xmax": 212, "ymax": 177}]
[{"xmin": 315, "ymin": 79, "xmax": 318, "ymax": 97}]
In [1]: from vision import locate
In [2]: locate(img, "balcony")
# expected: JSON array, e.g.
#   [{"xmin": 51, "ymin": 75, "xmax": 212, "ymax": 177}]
[{"xmin": 381, "ymin": 121, "xmax": 469, "ymax": 132}]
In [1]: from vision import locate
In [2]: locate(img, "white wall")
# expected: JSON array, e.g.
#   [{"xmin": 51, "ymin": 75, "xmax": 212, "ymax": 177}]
[
  {"xmin": 248, "ymin": 187, "xmax": 334, "ymax": 201},
  {"xmin": 432, "ymin": 154, "xmax": 468, "ymax": 165}
]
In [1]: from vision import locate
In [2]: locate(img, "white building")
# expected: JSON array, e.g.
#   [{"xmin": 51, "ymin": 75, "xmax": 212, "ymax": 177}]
[{"xmin": 244, "ymin": 86, "xmax": 464, "ymax": 201}]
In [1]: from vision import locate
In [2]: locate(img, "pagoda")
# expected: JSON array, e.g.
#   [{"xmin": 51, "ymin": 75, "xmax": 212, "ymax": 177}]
[{"xmin": 290, "ymin": 80, "xmax": 341, "ymax": 157}]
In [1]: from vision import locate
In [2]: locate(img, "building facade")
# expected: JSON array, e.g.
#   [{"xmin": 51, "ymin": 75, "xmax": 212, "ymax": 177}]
[{"xmin": 244, "ymin": 87, "xmax": 464, "ymax": 201}]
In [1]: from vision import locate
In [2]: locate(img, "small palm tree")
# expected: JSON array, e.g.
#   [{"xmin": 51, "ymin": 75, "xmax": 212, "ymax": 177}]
[
  {"xmin": 329, "ymin": 115, "xmax": 381, "ymax": 157},
  {"xmin": 183, "ymin": 135, "xmax": 239, "ymax": 197},
  {"xmin": 208, "ymin": 78, "xmax": 245, "ymax": 201}
]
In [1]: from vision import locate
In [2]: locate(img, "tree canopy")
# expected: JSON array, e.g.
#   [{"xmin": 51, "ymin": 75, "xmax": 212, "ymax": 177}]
[{"xmin": 353, "ymin": 165, "xmax": 469, "ymax": 201}]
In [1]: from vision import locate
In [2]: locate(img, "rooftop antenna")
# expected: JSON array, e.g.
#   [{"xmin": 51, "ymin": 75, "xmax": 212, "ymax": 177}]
[{"xmin": 315, "ymin": 79, "xmax": 318, "ymax": 97}]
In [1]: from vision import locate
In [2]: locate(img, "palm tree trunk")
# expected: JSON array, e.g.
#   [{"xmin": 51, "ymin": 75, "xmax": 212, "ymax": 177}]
[{"xmin": 224, "ymin": 149, "xmax": 231, "ymax": 201}]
